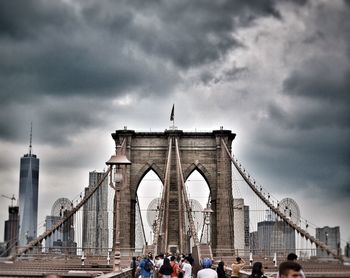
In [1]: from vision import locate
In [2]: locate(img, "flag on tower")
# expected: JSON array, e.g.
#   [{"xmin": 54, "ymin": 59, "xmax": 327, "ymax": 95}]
[{"xmin": 170, "ymin": 104, "xmax": 174, "ymax": 121}]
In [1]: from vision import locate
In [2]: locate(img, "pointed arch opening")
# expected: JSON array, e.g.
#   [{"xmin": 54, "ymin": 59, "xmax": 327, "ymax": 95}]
[
  {"xmin": 185, "ymin": 169, "xmax": 211, "ymax": 245},
  {"xmin": 135, "ymin": 169, "xmax": 163, "ymax": 251}
]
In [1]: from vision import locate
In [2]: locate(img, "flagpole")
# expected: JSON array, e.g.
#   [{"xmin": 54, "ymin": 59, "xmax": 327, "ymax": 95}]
[{"xmin": 170, "ymin": 104, "xmax": 175, "ymax": 129}]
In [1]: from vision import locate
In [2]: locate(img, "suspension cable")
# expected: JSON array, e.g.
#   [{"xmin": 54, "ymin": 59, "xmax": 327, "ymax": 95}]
[
  {"xmin": 153, "ymin": 138, "xmax": 172, "ymax": 252},
  {"xmin": 14, "ymin": 168, "xmax": 111, "ymax": 258},
  {"xmin": 175, "ymin": 138, "xmax": 200, "ymax": 246},
  {"xmin": 136, "ymin": 194, "xmax": 148, "ymax": 246},
  {"xmin": 221, "ymin": 139, "xmax": 342, "ymax": 261}
]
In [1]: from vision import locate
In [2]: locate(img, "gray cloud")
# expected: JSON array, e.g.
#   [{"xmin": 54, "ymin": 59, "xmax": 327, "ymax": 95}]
[{"xmin": 0, "ymin": 0, "xmax": 349, "ymax": 247}]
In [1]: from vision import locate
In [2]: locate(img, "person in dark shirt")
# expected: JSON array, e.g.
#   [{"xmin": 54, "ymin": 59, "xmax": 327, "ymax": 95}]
[
  {"xmin": 217, "ymin": 261, "xmax": 226, "ymax": 278},
  {"xmin": 159, "ymin": 258, "xmax": 174, "ymax": 278}
]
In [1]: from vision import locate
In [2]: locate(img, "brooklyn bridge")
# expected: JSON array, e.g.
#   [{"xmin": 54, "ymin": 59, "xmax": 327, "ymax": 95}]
[{"xmin": 1, "ymin": 128, "xmax": 349, "ymax": 278}]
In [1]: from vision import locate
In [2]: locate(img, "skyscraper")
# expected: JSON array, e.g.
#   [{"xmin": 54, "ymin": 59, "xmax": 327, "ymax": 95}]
[
  {"xmin": 82, "ymin": 171, "xmax": 109, "ymax": 255},
  {"xmin": 18, "ymin": 126, "xmax": 39, "ymax": 246},
  {"xmin": 4, "ymin": 205, "xmax": 19, "ymax": 256},
  {"xmin": 233, "ymin": 198, "xmax": 250, "ymax": 255}
]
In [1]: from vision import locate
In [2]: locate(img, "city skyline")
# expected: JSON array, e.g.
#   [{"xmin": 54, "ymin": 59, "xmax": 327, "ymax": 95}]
[{"xmin": 0, "ymin": 0, "xmax": 349, "ymax": 250}]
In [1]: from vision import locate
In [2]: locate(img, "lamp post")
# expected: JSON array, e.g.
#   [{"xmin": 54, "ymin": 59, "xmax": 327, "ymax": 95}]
[
  {"xmin": 106, "ymin": 150, "xmax": 131, "ymax": 272},
  {"xmin": 202, "ymin": 204, "xmax": 213, "ymax": 244}
]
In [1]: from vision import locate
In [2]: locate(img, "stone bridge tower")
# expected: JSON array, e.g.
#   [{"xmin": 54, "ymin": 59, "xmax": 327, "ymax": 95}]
[{"xmin": 112, "ymin": 128, "xmax": 236, "ymax": 255}]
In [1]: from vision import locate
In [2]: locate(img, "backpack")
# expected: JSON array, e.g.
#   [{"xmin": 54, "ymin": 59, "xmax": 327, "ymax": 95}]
[{"xmin": 144, "ymin": 259, "xmax": 153, "ymax": 272}]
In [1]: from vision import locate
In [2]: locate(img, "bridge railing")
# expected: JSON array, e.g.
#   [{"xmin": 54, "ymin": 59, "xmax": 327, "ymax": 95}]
[{"xmin": 212, "ymin": 248, "xmax": 319, "ymax": 261}]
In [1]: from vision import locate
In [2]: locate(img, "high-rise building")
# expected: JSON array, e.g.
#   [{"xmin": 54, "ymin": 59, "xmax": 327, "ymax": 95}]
[
  {"xmin": 249, "ymin": 231, "xmax": 258, "ymax": 254},
  {"xmin": 4, "ymin": 206, "xmax": 19, "ymax": 256},
  {"xmin": 257, "ymin": 218, "xmax": 295, "ymax": 256},
  {"xmin": 82, "ymin": 171, "xmax": 109, "ymax": 255},
  {"xmin": 233, "ymin": 198, "xmax": 250, "ymax": 254},
  {"xmin": 316, "ymin": 226, "xmax": 341, "ymax": 257},
  {"xmin": 18, "ymin": 126, "xmax": 39, "ymax": 246}
]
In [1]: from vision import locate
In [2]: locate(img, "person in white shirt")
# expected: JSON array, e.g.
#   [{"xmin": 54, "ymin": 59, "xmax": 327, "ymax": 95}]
[
  {"xmin": 182, "ymin": 257, "xmax": 192, "ymax": 278},
  {"xmin": 197, "ymin": 257, "xmax": 217, "ymax": 278}
]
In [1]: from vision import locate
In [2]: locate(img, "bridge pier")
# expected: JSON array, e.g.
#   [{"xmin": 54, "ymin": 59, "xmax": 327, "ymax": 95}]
[{"xmin": 111, "ymin": 129, "xmax": 236, "ymax": 255}]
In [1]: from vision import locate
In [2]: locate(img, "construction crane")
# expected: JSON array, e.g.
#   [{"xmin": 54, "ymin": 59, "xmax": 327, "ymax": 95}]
[{"xmin": 1, "ymin": 194, "xmax": 16, "ymax": 207}]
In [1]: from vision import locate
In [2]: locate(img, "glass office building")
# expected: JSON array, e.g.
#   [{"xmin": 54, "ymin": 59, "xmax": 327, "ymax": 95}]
[{"xmin": 18, "ymin": 153, "xmax": 39, "ymax": 246}]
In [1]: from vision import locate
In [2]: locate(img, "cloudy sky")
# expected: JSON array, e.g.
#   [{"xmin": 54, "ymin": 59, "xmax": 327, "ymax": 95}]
[{"xmin": 0, "ymin": 0, "xmax": 349, "ymax": 248}]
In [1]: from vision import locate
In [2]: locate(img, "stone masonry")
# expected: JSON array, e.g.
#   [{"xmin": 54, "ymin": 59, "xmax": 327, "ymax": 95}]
[{"xmin": 111, "ymin": 128, "xmax": 236, "ymax": 255}]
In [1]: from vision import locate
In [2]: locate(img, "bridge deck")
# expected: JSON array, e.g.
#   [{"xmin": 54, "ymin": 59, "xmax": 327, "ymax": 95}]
[
  {"xmin": 218, "ymin": 256, "xmax": 350, "ymax": 278},
  {"xmin": 1, "ymin": 256, "xmax": 350, "ymax": 278},
  {"xmin": 0, "ymin": 257, "xmax": 114, "ymax": 277}
]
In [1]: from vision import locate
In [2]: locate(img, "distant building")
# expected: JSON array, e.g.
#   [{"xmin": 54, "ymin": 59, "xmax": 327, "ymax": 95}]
[
  {"xmin": 45, "ymin": 215, "xmax": 63, "ymax": 249},
  {"xmin": 316, "ymin": 226, "xmax": 341, "ymax": 257},
  {"xmin": 345, "ymin": 243, "xmax": 350, "ymax": 258},
  {"xmin": 0, "ymin": 242, "xmax": 7, "ymax": 257},
  {"xmin": 82, "ymin": 171, "xmax": 109, "ymax": 255},
  {"xmin": 249, "ymin": 231, "xmax": 258, "ymax": 254},
  {"xmin": 244, "ymin": 205, "xmax": 250, "ymax": 249},
  {"xmin": 4, "ymin": 206, "xmax": 19, "ymax": 256},
  {"xmin": 45, "ymin": 198, "xmax": 76, "ymax": 254},
  {"xmin": 233, "ymin": 198, "xmax": 249, "ymax": 254},
  {"xmin": 257, "ymin": 219, "xmax": 295, "ymax": 256},
  {"xmin": 18, "ymin": 131, "xmax": 39, "ymax": 246}
]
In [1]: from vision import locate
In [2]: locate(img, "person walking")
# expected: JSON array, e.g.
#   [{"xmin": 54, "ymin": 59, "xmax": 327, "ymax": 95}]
[
  {"xmin": 170, "ymin": 256, "xmax": 180, "ymax": 278},
  {"xmin": 181, "ymin": 257, "xmax": 192, "ymax": 278},
  {"xmin": 278, "ymin": 261, "xmax": 302, "ymax": 278},
  {"xmin": 130, "ymin": 256, "xmax": 138, "ymax": 278},
  {"xmin": 248, "ymin": 262, "xmax": 267, "ymax": 278},
  {"xmin": 159, "ymin": 258, "xmax": 174, "ymax": 278},
  {"xmin": 231, "ymin": 257, "xmax": 245, "ymax": 278},
  {"xmin": 217, "ymin": 261, "xmax": 226, "ymax": 278},
  {"xmin": 276, "ymin": 253, "xmax": 305, "ymax": 278},
  {"xmin": 138, "ymin": 256, "xmax": 153, "ymax": 278},
  {"xmin": 197, "ymin": 258, "xmax": 217, "ymax": 278}
]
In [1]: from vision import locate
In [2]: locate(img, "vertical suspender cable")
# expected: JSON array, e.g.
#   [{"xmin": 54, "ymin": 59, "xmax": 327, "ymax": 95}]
[{"xmin": 220, "ymin": 139, "xmax": 342, "ymax": 262}]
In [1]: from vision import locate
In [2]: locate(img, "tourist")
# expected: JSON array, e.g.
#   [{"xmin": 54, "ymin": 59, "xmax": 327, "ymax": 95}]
[
  {"xmin": 170, "ymin": 256, "xmax": 180, "ymax": 278},
  {"xmin": 154, "ymin": 254, "xmax": 165, "ymax": 278},
  {"xmin": 217, "ymin": 261, "xmax": 226, "ymax": 278},
  {"xmin": 159, "ymin": 258, "xmax": 174, "ymax": 278},
  {"xmin": 186, "ymin": 253, "xmax": 194, "ymax": 265},
  {"xmin": 138, "ymin": 256, "xmax": 153, "ymax": 278},
  {"xmin": 248, "ymin": 262, "xmax": 267, "ymax": 278},
  {"xmin": 181, "ymin": 257, "xmax": 192, "ymax": 278},
  {"xmin": 278, "ymin": 261, "xmax": 302, "ymax": 278},
  {"xmin": 130, "ymin": 256, "xmax": 138, "ymax": 278},
  {"xmin": 276, "ymin": 253, "xmax": 305, "ymax": 278},
  {"xmin": 231, "ymin": 257, "xmax": 245, "ymax": 278},
  {"xmin": 197, "ymin": 257, "xmax": 217, "ymax": 278}
]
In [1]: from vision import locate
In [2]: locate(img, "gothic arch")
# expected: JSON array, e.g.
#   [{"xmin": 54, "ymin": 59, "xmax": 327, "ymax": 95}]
[
  {"xmin": 183, "ymin": 162, "xmax": 214, "ymax": 195},
  {"xmin": 134, "ymin": 162, "xmax": 164, "ymax": 193},
  {"xmin": 113, "ymin": 129, "xmax": 236, "ymax": 254}
]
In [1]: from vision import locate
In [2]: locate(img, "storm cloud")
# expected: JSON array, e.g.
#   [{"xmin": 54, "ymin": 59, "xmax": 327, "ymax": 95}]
[{"xmin": 0, "ymin": 0, "xmax": 349, "ymax": 247}]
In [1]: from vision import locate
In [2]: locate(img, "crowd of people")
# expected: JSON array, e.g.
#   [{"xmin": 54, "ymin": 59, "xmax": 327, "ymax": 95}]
[
  {"xmin": 131, "ymin": 252, "xmax": 305, "ymax": 278},
  {"xmin": 131, "ymin": 252, "xmax": 195, "ymax": 278},
  {"xmin": 228, "ymin": 252, "xmax": 304, "ymax": 278}
]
